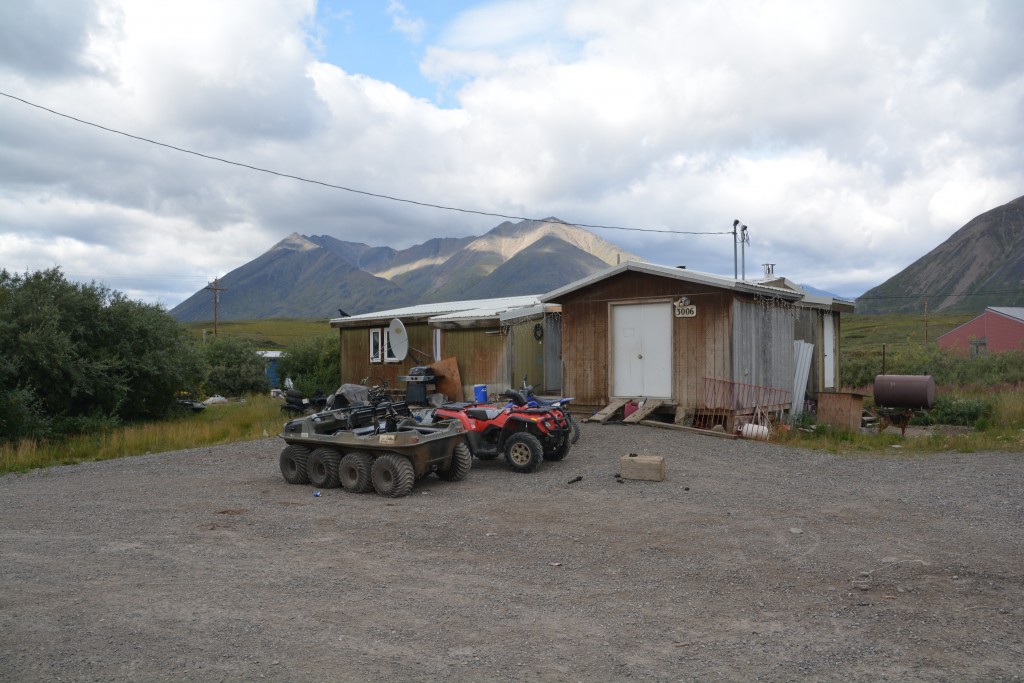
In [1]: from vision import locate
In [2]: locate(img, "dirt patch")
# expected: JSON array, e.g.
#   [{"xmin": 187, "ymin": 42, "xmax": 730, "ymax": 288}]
[{"xmin": 1, "ymin": 425, "xmax": 1021, "ymax": 681}]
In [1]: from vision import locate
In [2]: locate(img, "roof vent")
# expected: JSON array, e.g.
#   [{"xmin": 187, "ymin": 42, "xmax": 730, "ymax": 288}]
[
  {"xmin": 677, "ymin": 265, "xmax": 686, "ymax": 269},
  {"xmin": 763, "ymin": 263, "xmax": 775, "ymax": 277}
]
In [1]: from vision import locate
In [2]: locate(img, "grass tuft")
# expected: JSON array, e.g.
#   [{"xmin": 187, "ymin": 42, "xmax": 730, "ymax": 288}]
[{"xmin": 1, "ymin": 394, "xmax": 286, "ymax": 475}]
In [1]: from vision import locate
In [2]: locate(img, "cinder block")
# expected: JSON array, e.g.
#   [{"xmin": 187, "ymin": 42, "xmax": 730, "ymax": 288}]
[{"xmin": 619, "ymin": 454, "xmax": 665, "ymax": 481}]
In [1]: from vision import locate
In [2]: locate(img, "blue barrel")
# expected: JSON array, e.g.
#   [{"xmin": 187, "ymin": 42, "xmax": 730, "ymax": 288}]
[{"xmin": 474, "ymin": 384, "xmax": 487, "ymax": 403}]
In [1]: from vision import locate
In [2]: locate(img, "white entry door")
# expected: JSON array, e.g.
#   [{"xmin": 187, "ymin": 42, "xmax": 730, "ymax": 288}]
[
  {"xmin": 611, "ymin": 303, "xmax": 672, "ymax": 398},
  {"xmin": 822, "ymin": 314, "xmax": 836, "ymax": 389}
]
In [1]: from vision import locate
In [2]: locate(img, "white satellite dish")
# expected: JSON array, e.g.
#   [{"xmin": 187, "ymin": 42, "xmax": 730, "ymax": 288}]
[{"xmin": 388, "ymin": 318, "xmax": 409, "ymax": 361}]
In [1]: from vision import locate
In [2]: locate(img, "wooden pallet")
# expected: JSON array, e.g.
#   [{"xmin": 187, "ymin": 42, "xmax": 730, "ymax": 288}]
[
  {"xmin": 586, "ymin": 399, "xmax": 629, "ymax": 423},
  {"xmin": 622, "ymin": 399, "xmax": 664, "ymax": 424}
]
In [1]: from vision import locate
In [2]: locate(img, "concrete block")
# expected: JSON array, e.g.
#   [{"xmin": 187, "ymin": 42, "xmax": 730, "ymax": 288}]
[{"xmin": 619, "ymin": 454, "xmax": 665, "ymax": 481}]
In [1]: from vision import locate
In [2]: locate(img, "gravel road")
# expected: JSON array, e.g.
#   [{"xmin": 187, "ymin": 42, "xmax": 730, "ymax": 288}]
[{"xmin": 1, "ymin": 422, "xmax": 1022, "ymax": 682}]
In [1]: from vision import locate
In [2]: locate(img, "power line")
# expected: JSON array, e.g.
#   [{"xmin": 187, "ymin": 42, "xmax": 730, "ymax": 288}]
[
  {"xmin": 1, "ymin": 91, "xmax": 732, "ymax": 237},
  {"xmin": 856, "ymin": 289, "xmax": 1023, "ymax": 301}
]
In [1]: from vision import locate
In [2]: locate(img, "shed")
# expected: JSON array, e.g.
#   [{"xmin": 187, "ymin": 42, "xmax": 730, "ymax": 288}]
[
  {"xmin": 540, "ymin": 261, "xmax": 812, "ymax": 423},
  {"xmin": 937, "ymin": 307, "xmax": 1024, "ymax": 356},
  {"xmin": 256, "ymin": 350, "xmax": 284, "ymax": 388},
  {"xmin": 328, "ymin": 296, "xmax": 562, "ymax": 401}
]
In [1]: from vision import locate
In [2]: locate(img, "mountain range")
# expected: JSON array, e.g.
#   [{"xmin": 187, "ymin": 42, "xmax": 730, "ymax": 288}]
[
  {"xmin": 857, "ymin": 195, "xmax": 1024, "ymax": 314},
  {"xmin": 170, "ymin": 195, "xmax": 1024, "ymax": 321},
  {"xmin": 170, "ymin": 218, "xmax": 636, "ymax": 321}
]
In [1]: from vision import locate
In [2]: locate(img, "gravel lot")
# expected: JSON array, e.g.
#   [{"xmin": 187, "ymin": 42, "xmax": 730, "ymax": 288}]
[{"xmin": 1, "ymin": 422, "xmax": 1022, "ymax": 682}]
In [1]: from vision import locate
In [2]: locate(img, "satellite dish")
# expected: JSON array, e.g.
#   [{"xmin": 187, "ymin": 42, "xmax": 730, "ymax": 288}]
[{"xmin": 388, "ymin": 318, "xmax": 409, "ymax": 361}]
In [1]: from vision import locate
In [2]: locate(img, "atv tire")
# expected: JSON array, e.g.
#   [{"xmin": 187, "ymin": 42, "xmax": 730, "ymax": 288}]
[
  {"xmin": 504, "ymin": 432, "xmax": 543, "ymax": 474},
  {"xmin": 279, "ymin": 445, "xmax": 311, "ymax": 485},
  {"xmin": 308, "ymin": 448, "xmax": 341, "ymax": 489},
  {"xmin": 339, "ymin": 452, "xmax": 374, "ymax": 493},
  {"xmin": 438, "ymin": 443, "xmax": 472, "ymax": 482},
  {"xmin": 568, "ymin": 414, "xmax": 581, "ymax": 444},
  {"xmin": 371, "ymin": 453, "xmax": 415, "ymax": 497},
  {"xmin": 545, "ymin": 435, "xmax": 571, "ymax": 461}
]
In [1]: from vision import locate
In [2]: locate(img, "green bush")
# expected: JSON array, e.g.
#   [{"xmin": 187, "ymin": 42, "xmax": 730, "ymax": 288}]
[
  {"xmin": 0, "ymin": 268, "xmax": 205, "ymax": 443},
  {"xmin": 201, "ymin": 336, "xmax": 268, "ymax": 397},
  {"xmin": 914, "ymin": 395, "xmax": 992, "ymax": 426},
  {"xmin": 277, "ymin": 335, "xmax": 340, "ymax": 395},
  {"xmin": 842, "ymin": 344, "xmax": 1024, "ymax": 389}
]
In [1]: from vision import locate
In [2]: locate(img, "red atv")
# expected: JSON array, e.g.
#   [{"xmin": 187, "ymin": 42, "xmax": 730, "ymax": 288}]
[{"xmin": 432, "ymin": 389, "xmax": 572, "ymax": 473}]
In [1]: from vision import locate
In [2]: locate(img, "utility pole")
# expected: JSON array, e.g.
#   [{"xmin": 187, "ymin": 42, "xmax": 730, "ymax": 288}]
[
  {"xmin": 733, "ymin": 220, "xmax": 738, "ymax": 279},
  {"xmin": 924, "ymin": 298, "xmax": 929, "ymax": 344},
  {"xmin": 206, "ymin": 278, "xmax": 225, "ymax": 336},
  {"xmin": 732, "ymin": 219, "xmax": 748, "ymax": 279},
  {"xmin": 740, "ymin": 224, "xmax": 749, "ymax": 280}
]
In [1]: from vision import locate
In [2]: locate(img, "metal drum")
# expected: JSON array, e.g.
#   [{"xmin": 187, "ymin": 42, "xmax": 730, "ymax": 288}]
[{"xmin": 873, "ymin": 375, "xmax": 936, "ymax": 410}]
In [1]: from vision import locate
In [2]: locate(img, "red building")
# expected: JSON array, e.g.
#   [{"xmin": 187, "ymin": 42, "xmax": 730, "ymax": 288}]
[{"xmin": 937, "ymin": 307, "xmax": 1024, "ymax": 356}]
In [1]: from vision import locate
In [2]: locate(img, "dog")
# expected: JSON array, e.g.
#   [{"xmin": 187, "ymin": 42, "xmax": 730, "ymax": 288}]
[{"xmin": 876, "ymin": 408, "xmax": 915, "ymax": 437}]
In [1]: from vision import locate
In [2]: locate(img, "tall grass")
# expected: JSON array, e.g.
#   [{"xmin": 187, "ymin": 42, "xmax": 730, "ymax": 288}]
[
  {"xmin": 181, "ymin": 318, "xmax": 330, "ymax": 348},
  {"xmin": 778, "ymin": 387, "xmax": 1024, "ymax": 454},
  {"xmin": 0, "ymin": 394, "xmax": 286, "ymax": 475}
]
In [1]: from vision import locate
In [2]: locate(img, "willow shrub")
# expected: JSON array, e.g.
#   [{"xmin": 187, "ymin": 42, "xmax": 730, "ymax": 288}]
[{"xmin": 842, "ymin": 344, "xmax": 1024, "ymax": 389}]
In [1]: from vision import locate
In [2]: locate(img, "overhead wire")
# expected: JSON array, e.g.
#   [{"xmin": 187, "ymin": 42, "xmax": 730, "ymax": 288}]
[{"xmin": 0, "ymin": 91, "xmax": 730, "ymax": 237}]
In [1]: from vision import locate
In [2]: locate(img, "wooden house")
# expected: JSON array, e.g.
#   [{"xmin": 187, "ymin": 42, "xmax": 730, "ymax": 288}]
[
  {"xmin": 937, "ymin": 307, "xmax": 1024, "ymax": 356},
  {"xmin": 328, "ymin": 296, "xmax": 562, "ymax": 401},
  {"xmin": 540, "ymin": 261, "xmax": 818, "ymax": 424}
]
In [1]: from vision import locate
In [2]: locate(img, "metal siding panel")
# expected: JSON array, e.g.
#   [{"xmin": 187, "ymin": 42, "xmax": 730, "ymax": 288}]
[
  {"xmin": 510, "ymin": 319, "xmax": 544, "ymax": 389},
  {"xmin": 543, "ymin": 314, "xmax": 563, "ymax": 393},
  {"xmin": 731, "ymin": 298, "xmax": 795, "ymax": 392}
]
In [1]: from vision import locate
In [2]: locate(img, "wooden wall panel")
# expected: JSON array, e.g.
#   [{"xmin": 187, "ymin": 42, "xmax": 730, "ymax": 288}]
[
  {"xmin": 338, "ymin": 322, "xmax": 433, "ymax": 388},
  {"xmin": 442, "ymin": 328, "xmax": 509, "ymax": 399},
  {"xmin": 555, "ymin": 272, "xmax": 734, "ymax": 408}
]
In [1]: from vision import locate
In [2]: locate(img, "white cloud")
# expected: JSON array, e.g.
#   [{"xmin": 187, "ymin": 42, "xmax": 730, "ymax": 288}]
[
  {"xmin": 0, "ymin": 0, "xmax": 1021, "ymax": 306},
  {"xmin": 387, "ymin": 1, "xmax": 426, "ymax": 44}
]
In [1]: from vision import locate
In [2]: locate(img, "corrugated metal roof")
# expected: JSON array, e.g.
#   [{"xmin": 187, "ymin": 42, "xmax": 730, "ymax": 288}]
[
  {"xmin": 330, "ymin": 295, "xmax": 542, "ymax": 325},
  {"xmin": 541, "ymin": 260, "xmax": 804, "ymax": 302},
  {"xmin": 989, "ymin": 307, "xmax": 1024, "ymax": 323},
  {"xmin": 429, "ymin": 296, "xmax": 545, "ymax": 321}
]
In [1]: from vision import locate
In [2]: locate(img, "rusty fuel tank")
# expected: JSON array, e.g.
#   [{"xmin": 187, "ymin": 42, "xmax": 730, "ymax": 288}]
[{"xmin": 873, "ymin": 375, "xmax": 936, "ymax": 410}]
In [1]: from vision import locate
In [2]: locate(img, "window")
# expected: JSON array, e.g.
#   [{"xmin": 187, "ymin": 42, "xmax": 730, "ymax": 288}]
[
  {"xmin": 369, "ymin": 328, "xmax": 401, "ymax": 363},
  {"xmin": 370, "ymin": 329, "xmax": 383, "ymax": 363}
]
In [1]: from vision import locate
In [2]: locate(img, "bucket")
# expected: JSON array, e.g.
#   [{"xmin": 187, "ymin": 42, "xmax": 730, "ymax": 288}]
[
  {"xmin": 623, "ymin": 400, "xmax": 639, "ymax": 418},
  {"xmin": 473, "ymin": 384, "xmax": 487, "ymax": 403},
  {"xmin": 740, "ymin": 423, "xmax": 770, "ymax": 441}
]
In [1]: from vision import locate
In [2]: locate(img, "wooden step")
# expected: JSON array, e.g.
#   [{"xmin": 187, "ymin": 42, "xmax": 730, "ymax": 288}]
[
  {"xmin": 623, "ymin": 399, "xmax": 664, "ymax": 424},
  {"xmin": 586, "ymin": 399, "xmax": 629, "ymax": 423}
]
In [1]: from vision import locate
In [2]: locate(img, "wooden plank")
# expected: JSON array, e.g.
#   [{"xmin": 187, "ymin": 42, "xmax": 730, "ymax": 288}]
[
  {"xmin": 623, "ymin": 398, "xmax": 664, "ymax": 424},
  {"xmin": 639, "ymin": 419, "xmax": 738, "ymax": 439},
  {"xmin": 586, "ymin": 398, "xmax": 628, "ymax": 423},
  {"xmin": 429, "ymin": 357, "xmax": 463, "ymax": 402}
]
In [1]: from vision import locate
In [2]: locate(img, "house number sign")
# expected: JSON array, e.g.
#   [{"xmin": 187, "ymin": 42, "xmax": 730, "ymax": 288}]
[{"xmin": 674, "ymin": 297, "xmax": 697, "ymax": 318}]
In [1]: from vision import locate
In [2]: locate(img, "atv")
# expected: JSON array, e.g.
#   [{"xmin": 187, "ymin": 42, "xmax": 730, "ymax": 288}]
[
  {"xmin": 431, "ymin": 389, "xmax": 571, "ymax": 473},
  {"xmin": 278, "ymin": 379, "xmax": 471, "ymax": 498}
]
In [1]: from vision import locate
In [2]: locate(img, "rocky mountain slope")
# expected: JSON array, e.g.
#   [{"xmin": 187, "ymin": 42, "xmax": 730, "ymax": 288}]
[
  {"xmin": 170, "ymin": 218, "xmax": 636, "ymax": 321},
  {"xmin": 857, "ymin": 195, "xmax": 1024, "ymax": 314}
]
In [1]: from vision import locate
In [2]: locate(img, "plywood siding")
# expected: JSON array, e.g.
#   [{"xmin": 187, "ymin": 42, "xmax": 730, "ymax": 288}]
[
  {"xmin": 676, "ymin": 291, "xmax": 732, "ymax": 408},
  {"xmin": 731, "ymin": 298, "xmax": 796, "ymax": 392},
  {"xmin": 442, "ymin": 328, "xmax": 509, "ymax": 398},
  {"xmin": 554, "ymin": 271, "xmax": 733, "ymax": 408},
  {"xmin": 338, "ymin": 322, "xmax": 434, "ymax": 386}
]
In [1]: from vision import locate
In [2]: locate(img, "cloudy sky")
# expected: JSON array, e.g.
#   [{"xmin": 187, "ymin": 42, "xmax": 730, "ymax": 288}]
[{"xmin": 1, "ymin": 0, "xmax": 1021, "ymax": 307}]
